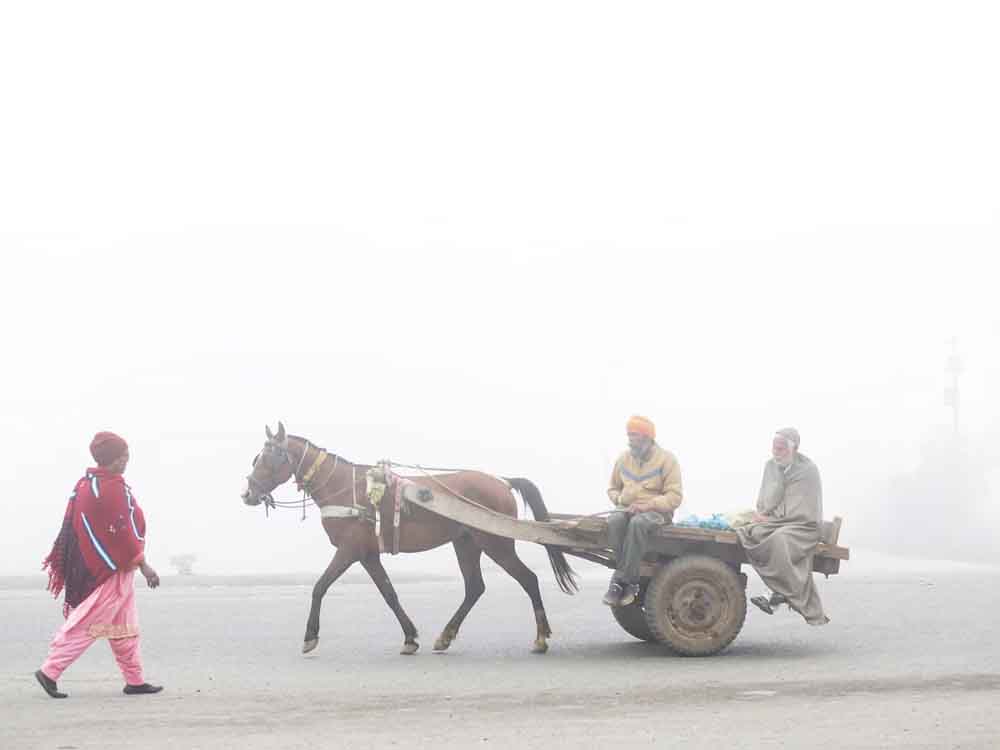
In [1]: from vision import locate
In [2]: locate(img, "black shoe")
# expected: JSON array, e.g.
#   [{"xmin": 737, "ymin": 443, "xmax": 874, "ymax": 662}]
[
  {"xmin": 619, "ymin": 583, "xmax": 640, "ymax": 607},
  {"xmin": 769, "ymin": 592, "xmax": 788, "ymax": 607},
  {"xmin": 602, "ymin": 582, "xmax": 624, "ymax": 607},
  {"xmin": 35, "ymin": 670, "xmax": 67, "ymax": 699},
  {"xmin": 123, "ymin": 683, "xmax": 163, "ymax": 695},
  {"xmin": 750, "ymin": 595, "xmax": 774, "ymax": 615}
]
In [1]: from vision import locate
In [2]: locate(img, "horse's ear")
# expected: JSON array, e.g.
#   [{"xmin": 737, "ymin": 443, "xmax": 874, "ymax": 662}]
[
  {"xmin": 265, "ymin": 425, "xmax": 274, "ymax": 441},
  {"xmin": 276, "ymin": 422, "xmax": 286, "ymax": 443}
]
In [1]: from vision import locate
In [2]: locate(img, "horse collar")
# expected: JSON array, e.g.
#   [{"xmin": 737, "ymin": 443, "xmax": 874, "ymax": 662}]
[{"xmin": 300, "ymin": 449, "xmax": 328, "ymax": 490}]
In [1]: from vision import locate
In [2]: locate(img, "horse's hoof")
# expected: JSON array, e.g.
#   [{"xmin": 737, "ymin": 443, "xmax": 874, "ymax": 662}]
[
  {"xmin": 400, "ymin": 641, "xmax": 419, "ymax": 656},
  {"xmin": 531, "ymin": 640, "xmax": 549, "ymax": 654},
  {"xmin": 434, "ymin": 630, "xmax": 455, "ymax": 652},
  {"xmin": 302, "ymin": 638, "xmax": 319, "ymax": 654}
]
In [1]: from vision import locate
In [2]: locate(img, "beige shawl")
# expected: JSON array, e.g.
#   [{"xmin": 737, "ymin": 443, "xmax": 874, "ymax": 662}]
[{"xmin": 737, "ymin": 453, "xmax": 829, "ymax": 625}]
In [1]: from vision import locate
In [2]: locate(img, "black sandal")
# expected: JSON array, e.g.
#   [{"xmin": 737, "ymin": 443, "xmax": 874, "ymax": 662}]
[
  {"xmin": 750, "ymin": 595, "xmax": 774, "ymax": 615},
  {"xmin": 123, "ymin": 683, "xmax": 163, "ymax": 695},
  {"xmin": 35, "ymin": 670, "xmax": 67, "ymax": 699}
]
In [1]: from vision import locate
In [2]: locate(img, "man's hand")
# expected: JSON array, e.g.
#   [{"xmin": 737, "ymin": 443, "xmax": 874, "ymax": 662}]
[
  {"xmin": 752, "ymin": 512, "xmax": 770, "ymax": 524},
  {"xmin": 627, "ymin": 501, "xmax": 653, "ymax": 514},
  {"xmin": 139, "ymin": 561, "xmax": 160, "ymax": 589}
]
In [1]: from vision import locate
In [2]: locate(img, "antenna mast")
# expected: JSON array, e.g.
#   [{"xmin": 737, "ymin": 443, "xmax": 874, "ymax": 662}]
[{"xmin": 944, "ymin": 337, "xmax": 962, "ymax": 439}]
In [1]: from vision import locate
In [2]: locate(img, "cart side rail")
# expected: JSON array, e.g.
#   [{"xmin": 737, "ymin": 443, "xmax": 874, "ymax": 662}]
[{"xmin": 403, "ymin": 485, "xmax": 849, "ymax": 574}]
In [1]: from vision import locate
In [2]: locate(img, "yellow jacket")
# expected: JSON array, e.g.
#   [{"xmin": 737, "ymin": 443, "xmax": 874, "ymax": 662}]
[{"xmin": 607, "ymin": 443, "xmax": 683, "ymax": 515}]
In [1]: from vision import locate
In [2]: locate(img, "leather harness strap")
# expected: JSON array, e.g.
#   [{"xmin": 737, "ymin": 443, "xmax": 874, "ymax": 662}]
[
  {"xmin": 281, "ymin": 442, "xmax": 410, "ymax": 554},
  {"xmin": 301, "ymin": 449, "xmax": 327, "ymax": 488}
]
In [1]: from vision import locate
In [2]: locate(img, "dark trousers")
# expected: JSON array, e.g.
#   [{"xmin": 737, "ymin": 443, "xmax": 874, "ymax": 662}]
[{"xmin": 607, "ymin": 510, "xmax": 667, "ymax": 584}]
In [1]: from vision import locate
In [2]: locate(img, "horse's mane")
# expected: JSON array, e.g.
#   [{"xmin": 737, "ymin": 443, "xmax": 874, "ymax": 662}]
[{"xmin": 287, "ymin": 434, "xmax": 355, "ymax": 466}]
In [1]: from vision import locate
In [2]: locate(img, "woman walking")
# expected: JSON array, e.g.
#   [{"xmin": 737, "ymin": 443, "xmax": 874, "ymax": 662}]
[{"xmin": 36, "ymin": 431, "xmax": 163, "ymax": 698}]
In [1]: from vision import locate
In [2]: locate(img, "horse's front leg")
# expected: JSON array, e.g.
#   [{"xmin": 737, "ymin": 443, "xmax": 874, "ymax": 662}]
[
  {"xmin": 303, "ymin": 546, "xmax": 357, "ymax": 654},
  {"xmin": 360, "ymin": 555, "xmax": 420, "ymax": 655}
]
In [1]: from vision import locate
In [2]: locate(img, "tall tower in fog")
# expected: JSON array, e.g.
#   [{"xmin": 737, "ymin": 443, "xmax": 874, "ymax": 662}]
[{"xmin": 945, "ymin": 337, "xmax": 962, "ymax": 439}]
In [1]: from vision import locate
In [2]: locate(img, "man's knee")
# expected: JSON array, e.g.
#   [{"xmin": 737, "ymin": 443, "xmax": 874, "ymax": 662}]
[
  {"xmin": 627, "ymin": 512, "xmax": 664, "ymax": 540},
  {"xmin": 607, "ymin": 511, "xmax": 630, "ymax": 534},
  {"xmin": 634, "ymin": 512, "xmax": 664, "ymax": 529}
]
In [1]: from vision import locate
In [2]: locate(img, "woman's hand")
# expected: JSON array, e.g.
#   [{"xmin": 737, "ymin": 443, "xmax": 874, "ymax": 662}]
[{"xmin": 139, "ymin": 561, "xmax": 160, "ymax": 589}]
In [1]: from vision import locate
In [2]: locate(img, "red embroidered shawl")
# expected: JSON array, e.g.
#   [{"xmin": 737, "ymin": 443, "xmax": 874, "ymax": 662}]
[{"xmin": 43, "ymin": 468, "xmax": 146, "ymax": 614}]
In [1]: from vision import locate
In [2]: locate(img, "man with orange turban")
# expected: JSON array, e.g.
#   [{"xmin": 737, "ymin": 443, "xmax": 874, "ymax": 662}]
[
  {"xmin": 36, "ymin": 432, "xmax": 163, "ymax": 698},
  {"xmin": 603, "ymin": 416, "xmax": 683, "ymax": 607}
]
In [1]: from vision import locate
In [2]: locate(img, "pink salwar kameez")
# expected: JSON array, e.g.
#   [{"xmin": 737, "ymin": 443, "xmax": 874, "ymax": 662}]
[{"xmin": 40, "ymin": 569, "xmax": 144, "ymax": 685}]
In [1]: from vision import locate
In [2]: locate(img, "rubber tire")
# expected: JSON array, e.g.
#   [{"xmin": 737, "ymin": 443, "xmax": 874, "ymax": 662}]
[
  {"xmin": 610, "ymin": 579, "xmax": 655, "ymax": 641},
  {"xmin": 643, "ymin": 555, "xmax": 747, "ymax": 656}
]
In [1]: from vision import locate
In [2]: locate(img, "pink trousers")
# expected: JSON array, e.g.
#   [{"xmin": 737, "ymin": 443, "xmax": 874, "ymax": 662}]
[{"xmin": 40, "ymin": 570, "xmax": 144, "ymax": 685}]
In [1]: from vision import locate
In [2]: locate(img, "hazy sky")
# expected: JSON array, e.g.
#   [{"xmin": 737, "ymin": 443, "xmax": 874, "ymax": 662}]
[{"xmin": 2, "ymin": 2, "xmax": 997, "ymax": 576}]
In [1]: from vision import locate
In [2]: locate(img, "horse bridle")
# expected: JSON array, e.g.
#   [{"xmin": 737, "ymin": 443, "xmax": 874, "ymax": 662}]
[
  {"xmin": 246, "ymin": 440, "xmax": 304, "ymax": 508},
  {"xmin": 247, "ymin": 438, "xmax": 341, "ymax": 510}
]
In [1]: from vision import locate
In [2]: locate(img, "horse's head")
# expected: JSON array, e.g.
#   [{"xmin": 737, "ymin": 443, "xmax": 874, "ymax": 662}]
[{"xmin": 242, "ymin": 422, "xmax": 295, "ymax": 507}]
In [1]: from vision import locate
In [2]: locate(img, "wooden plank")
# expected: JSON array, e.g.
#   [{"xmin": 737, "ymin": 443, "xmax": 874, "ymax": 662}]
[
  {"xmin": 402, "ymin": 485, "xmax": 849, "ymax": 565},
  {"xmin": 818, "ymin": 542, "xmax": 850, "ymax": 561},
  {"xmin": 650, "ymin": 525, "xmax": 850, "ymax": 561},
  {"xmin": 401, "ymin": 484, "xmax": 607, "ymax": 550},
  {"xmin": 824, "ymin": 516, "xmax": 843, "ymax": 546}
]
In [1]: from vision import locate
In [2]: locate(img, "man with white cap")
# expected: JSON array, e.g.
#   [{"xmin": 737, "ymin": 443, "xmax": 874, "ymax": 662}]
[
  {"xmin": 738, "ymin": 428, "xmax": 829, "ymax": 625},
  {"xmin": 603, "ymin": 415, "xmax": 683, "ymax": 607}
]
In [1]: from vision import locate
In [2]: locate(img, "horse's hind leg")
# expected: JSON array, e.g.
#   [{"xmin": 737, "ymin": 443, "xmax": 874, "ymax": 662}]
[
  {"xmin": 481, "ymin": 536, "xmax": 552, "ymax": 654},
  {"xmin": 304, "ymin": 546, "xmax": 356, "ymax": 654},
  {"xmin": 434, "ymin": 535, "xmax": 485, "ymax": 652},
  {"xmin": 360, "ymin": 555, "xmax": 420, "ymax": 655}
]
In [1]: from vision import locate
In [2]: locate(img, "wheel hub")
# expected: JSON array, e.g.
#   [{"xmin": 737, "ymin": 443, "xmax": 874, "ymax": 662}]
[{"xmin": 669, "ymin": 579, "xmax": 726, "ymax": 634}]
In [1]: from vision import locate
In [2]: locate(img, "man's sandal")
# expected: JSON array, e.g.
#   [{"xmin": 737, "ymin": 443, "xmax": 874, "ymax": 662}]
[
  {"xmin": 750, "ymin": 595, "xmax": 774, "ymax": 615},
  {"xmin": 618, "ymin": 583, "xmax": 640, "ymax": 607}
]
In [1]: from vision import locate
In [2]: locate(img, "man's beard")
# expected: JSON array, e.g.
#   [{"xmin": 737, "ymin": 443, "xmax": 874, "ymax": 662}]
[
  {"xmin": 630, "ymin": 443, "xmax": 649, "ymax": 458},
  {"xmin": 774, "ymin": 452, "xmax": 794, "ymax": 467}
]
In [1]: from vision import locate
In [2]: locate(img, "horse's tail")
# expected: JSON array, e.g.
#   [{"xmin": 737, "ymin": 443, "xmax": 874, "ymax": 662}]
[{"xmin": 505, "ymin": 477, "xmax": 579, "ymax": 595}]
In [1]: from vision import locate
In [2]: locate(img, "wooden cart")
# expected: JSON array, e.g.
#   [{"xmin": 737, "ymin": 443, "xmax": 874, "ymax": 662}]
[{"xmin": 401, "ymin": 483, "xmax": 849, "ymax": 656}]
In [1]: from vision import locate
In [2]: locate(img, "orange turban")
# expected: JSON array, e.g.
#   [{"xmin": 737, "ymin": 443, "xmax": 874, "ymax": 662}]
[
  {"xmin": 90, "ymin": 431, "xmax": 128, "ymax": 467},
  {"xmin": 625, "ymin": 415, "xmax": 655, "ymax": 439}
]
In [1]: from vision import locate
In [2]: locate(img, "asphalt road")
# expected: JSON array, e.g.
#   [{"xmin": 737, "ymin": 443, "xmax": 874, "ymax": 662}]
[{"xmin": 3, "ymin": 559, "xmax": 999, "ymax": 749}]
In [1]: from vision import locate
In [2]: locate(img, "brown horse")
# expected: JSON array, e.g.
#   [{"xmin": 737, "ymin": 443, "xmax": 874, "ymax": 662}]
[{"xmin": 241, "ymin": 422, "xmax": 577, "ymax": 656}]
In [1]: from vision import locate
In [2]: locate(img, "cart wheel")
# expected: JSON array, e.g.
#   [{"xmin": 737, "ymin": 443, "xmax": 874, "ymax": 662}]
[
  {"xmin": 610, "ymin": 579, "xmax": 655, "ymax": 641},
  {"xmin": 643, "ymin": 555, "xmax": 747, "ymax": 656}
]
